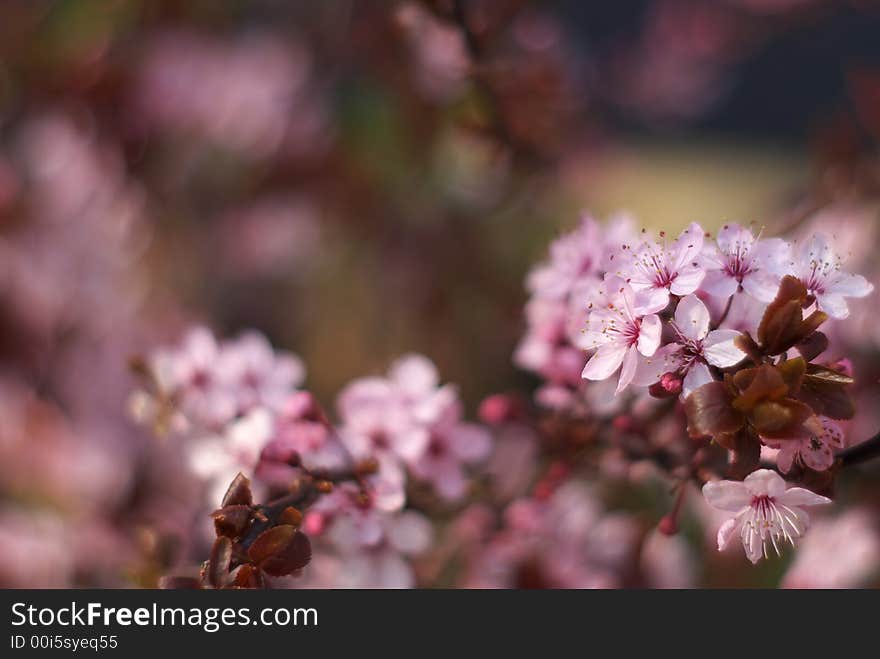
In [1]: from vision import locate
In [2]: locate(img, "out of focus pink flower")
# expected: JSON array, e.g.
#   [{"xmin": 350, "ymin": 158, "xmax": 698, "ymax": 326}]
[
  {"xmin": 782, "ymin": 510, "xmax": 880, "ymax": 588},
  {"xmin": 132, "ymin": 31, "xmax": 331, "ymax": 159},
  {"xmin": 406, "ymin": 387, "xmax": 492, "ymax": 501},
  {"xmin": 188, "ymin": 408, "xmax": 274, "ymax": 506}
]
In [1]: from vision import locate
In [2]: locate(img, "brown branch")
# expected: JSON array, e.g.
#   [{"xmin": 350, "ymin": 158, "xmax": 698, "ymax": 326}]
[{"xmin": 838, "ymin": 430, "xmax": 880, "ymax": 467}]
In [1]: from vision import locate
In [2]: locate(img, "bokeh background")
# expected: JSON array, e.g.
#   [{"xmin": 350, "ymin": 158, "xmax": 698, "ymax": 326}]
[{"xmin": 1, "ymin": 0, "xmax": 880, "ymax": 587}]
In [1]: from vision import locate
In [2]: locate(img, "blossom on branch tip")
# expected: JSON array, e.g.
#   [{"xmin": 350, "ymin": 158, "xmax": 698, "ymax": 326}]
[
  {"xmin": 784, "ymin": 233, "xmax": 873, "ymax": 319},
  {"xmin": 702, "ymin": 469, "xmax": 831, "ymax": 564}
]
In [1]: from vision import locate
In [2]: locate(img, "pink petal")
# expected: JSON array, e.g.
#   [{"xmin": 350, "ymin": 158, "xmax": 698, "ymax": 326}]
[
  {"xmin": 669, "ymin": 265, "xmax": 705, "ymax": 296},
  {"xmin": 702, "ymin": 479, "xmax": 751, "ymax": 512},
  {"xmin": 778, "ymin": 487, "xmax": 832, "ymax": 507},
  {"xmin": 390, "ymin": 354, "xmax": 439, "ymax": 395},
  {"xmin": 674, "ymin": 294, "xmax": 710, "ymax": 341},
  {"xmin": 742, "ymin": 271, "xmax": 782, "ymax": 303},
  {"xmin": 681, "ymin": 362, "xmax": 713, "ymax": 399},
  {"xmin": 616, "ymin": 345, "xmax": 639, "ymax": 394},
  {"xmin": 631, "ymin": 344, "xmax": 682, "ymax": 386},
  {"xmin": 582, "ymin": 342, "xmax": 627, "ymax": 381},
  {"xmin": 828, "ymin": 272, "xmax": 873, "ymax": 298},
  {"xmin": 717, "ymin": 518, "xmax": 739, "ymax": 551},
  {"xmin": 672, "ymin": 222, "xmax": 705, "ymax": 270},
  {"xmin": 637, "ymin": 314, "xmax": 662, "ymax": 356},
  {"xmin": 450, "ymin": 423, "xmax": 492, "ymax": 463},
  {"xmin": 775, "ymin": 443, "xmax": 796, "ymax": 474},
  {"xmin": 743, "ymin": 468, "xmax": 786, "ymax": 498},
  {"xmin": 815, "ymin": 292, "xmax": 849, "ymax": 319},
  {"xmin": 701, "ymin": 269, "xmax": 739, "ymax": 299},
  {"xmin": 634, "ymin": 287, "xmax": 670, "ymax": 315},
  {"xmin": 703, "ymin": 329, "xmax": 746, "ymax": 367},
  {"xmin": 715, "ymin": 223, "xmax": 752, "ymax": 255}
]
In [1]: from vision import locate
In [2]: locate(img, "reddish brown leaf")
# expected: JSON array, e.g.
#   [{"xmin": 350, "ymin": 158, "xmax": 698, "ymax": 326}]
[
  {"xmin": 206, "ymin": 536, "xmax": 233, "ymax": 588},
  {"xmin": 732, "ymin": 365, "xmax": 788, "ymax": 412},
  {"xmin": 259, "ymin": 531, "xmax": 312, "ymax": 577},
  {"xmin": 221, "ymin": 473, "xmax": 253, "ymax": 507},
  {"xmin": 778, "ymin": 357, "xmax": 806, "ymax": 396},
  {"xmin": 685, "ymin": 381, "xmax": 744, "ymax": 439},
  {"xmin": 158, "ymin": 576, "xmax": 203, "ymax": 590},
  {"xmin": 750, "ymin": 399, "xmax": 813, "ymax": 439},
  {"xmin": 212, "ymin": 505, "xmax": 253, "ymax": 539},
  {"xmin": 796, "ymin": 331, "xmax": 828, "ymax": 362},
  {"xmin": 757, "ymin": 276, "xmax": 827, "ymax": 355}
]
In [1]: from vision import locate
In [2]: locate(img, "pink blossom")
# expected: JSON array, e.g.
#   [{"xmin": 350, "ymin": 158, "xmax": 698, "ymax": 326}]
[
  {"xmin": 634, "ymin": 294, "xmax": 745, "ymax": 398},
  {"xmin": 406, "ymin": 387, "xmax": 492, "ymax": 501},
  {"xmin": 187, "ymin": 408, "xmax": 274, "ymax": 505},
  {"xmin": 702, "ymin": 469, "xmax": 831, "ymax": 564},
  {"xmin": 218, "ymin": 331, "xmax": 305, "ymax": 414},
  {"xmin": 781, "ymin": 510, "xmax": 880, "ymax": 588},
  {"xmin": 767, "ymin": 416, "xmax": 845, "ymax": 474},
  {"xmin": 616, "ymin": 222, "xmax": 706, "ymax": 309},
  {"xmin": 576, "ymin": 276, "xmax": 666, "ymax": 394},
  {"xmin": 784, "ymin": 233, "xmax": 874, "ymax": 319},
  {"xmin": 526, "ymin": 215, "xmax": 607, "ymax": 301},
  {"xmin": 329, "ymin": 511, "xmax": 433, "ymax": 589},
  {"xmin": 700, "ymin": 223, "xmax": 789, "ymax": 303},
  {"xmin": 152, "ymin": 326, "xmax": 238, "ymax": 429},
  {"xmin": 336, "ymin": 355, "xmax": 440, "ymax": 465}
]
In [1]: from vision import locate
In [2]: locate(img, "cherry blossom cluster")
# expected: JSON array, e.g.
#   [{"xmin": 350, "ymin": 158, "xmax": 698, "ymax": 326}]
[
  {"xmin": 131, "ymin": 333, "xmax": 491, "ymax": 588},
  {"xmin": 519, "ymin": 215, "xmax": 874, "ymax": 565}
]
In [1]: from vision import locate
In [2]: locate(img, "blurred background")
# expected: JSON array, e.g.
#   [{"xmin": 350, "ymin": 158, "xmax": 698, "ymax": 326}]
[{"xmin": 1, "ymin": 0, "xmax": 879, "ymax": 587}]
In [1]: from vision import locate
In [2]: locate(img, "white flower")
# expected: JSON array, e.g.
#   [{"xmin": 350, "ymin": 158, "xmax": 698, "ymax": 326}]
[
  {"xmin": 700, "ymin": 223, "xmax": 789, "ymax": 303},
  {"xmin": 634, "ymin": 294, "xmax": 745, "ymax": 398},
  {"xmin": 702, "ymin": 469, "xmax": 831, "ymax": 564},
  {"xmin": 616, "ymin": 222, "xmax": 706, "ymax": 310},
  {"xmin": 785, "ymin": 233, "xmax": 873, "ymax": 319},
  {"xmin": 576, "ymin": 276, "xmax": 666, "ymax": 394}
]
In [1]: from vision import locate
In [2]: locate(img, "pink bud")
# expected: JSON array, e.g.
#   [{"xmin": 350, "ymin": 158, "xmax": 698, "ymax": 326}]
[{"xmin": 478, "ymin": 393, "xmax": 523, "ymax": 425}]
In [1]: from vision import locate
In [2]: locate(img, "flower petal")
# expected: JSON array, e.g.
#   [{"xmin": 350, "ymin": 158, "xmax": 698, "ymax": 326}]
[
  {"xmin": 703, "ymin": 329, "xmax": 746, "ymax": 367},
  {"xmin": 815, "ymin": 292, "xmax": 849, "ymax": 319},
  {"xmin": 778, "ymin": 487, "xmax": 832, "ymax": 507},
  {"xmin": 742, "ymin": 271, "xmax": 782, "ymax": 303},
  {"xmin": 616, "ymin": 345, "xmax": 639, "ymax": 394},
  {"xmin": 702, "ymin": 479, "xmax": 751, "ymax": 512},
  {"xmin": 670, "ymin": 266, "xmax": 705, "ymax": 296},
  {"xmin": 672, "ymin": 222, "xmax": 705, "ymax": 270},
  {"xmin": 582, "ymin": 343, "xmax": 627, "ymax": 381},
  {"xmin": 681, "ymin": 362, "xmax": 714, "ymax": 400},
  {"xmin": 743, "ymin": 468, "xmax": 787, "ymax": 498},
  {"xmin": 717, "ymin": 518, "xmax": 739, "ymax": 551},
  {"xmin": 828, "ymin": 272, "xmax": 873, "ymax": 298},
  {"xmin": 632, "ymin": 344, "xmax": 681, "ymax": 386},
  {"xmin": 674, "ymin": 294, "xmax": 710, "ymax": 341},
  {"xmin": 701, "ymin": 269, "xmax": 739, "ymax": 299},
  {"xmin": 637, "ymin": 314, "xmax": 662, "ymax": 356}
]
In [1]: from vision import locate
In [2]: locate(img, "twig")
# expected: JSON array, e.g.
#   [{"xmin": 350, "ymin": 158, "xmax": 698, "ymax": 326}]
[{"xmin": 838, "ymin": 430, "xmax": 880, "ymax": 467}]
